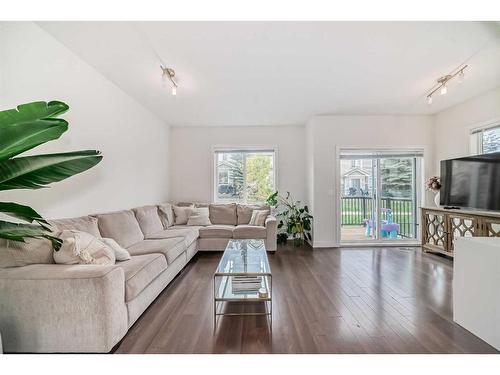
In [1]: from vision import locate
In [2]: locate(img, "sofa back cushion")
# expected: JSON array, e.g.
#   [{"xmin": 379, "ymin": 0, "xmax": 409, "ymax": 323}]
[
  {"xmin": 158, "ymin": 203, "xmax": 175, "ymax": 228},
  {"xmin": 96, "ymin": 210, "xmax": 144, "ymax": 248},
  {"xmin": 209, "ymin": 203, "xmax": 237, "ymax": 225},
  {"xmin": 176, "ymin": 202, "xmax": 195, "ymax": 207},
  {"xmin": 49, "ymin": 216, "xmax": 101, "ymax": 237},
  {"xmin": 133, "ymin": 205, "xmax": 164, "ymax": 237},
  {"xmin": 237, "ymin": 204, "xmax": 270, "ymax": 225},
  {"xmin": 0, "ymin": 238, "xmax": 54, "ymax": 268}
]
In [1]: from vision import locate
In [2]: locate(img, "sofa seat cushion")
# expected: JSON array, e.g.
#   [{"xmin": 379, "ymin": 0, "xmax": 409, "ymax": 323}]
[
  {"xmin": 199, "ymin": 225, "xmax": 235, "ymax": 238},
  {"xmin": 126, "ymin": 238, "xmax": 186, "ymax": 264},
  {"xmin": 232, "ymin": 225, "xmax": 267, "ymax": 239},
  {"xmin": 96, "ymin": 210, "xmax": 144, "ymax": 248},
  {"xmin": 133, "ymin": 205, "xmax": 164, "ymax": 237},
  {"xmin": 49, "ymin": 216, "xmax": 101, "ymax": 237},
  {"xmin": 147, "ymin": 227, "xmax": 200, "ymax": 247},
  {"xmin": 116, "ymin": 254, "xmax": 167, "ymax": 302}
]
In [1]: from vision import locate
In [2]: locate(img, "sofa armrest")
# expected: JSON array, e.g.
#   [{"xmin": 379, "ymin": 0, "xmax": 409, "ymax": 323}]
[
  {"xmin": 265, "ymin": 215, "xmax": 277, "ymax": 252},
  {"xmin": 0, "ymin": 264, "xmax": 128, "ymax": 353}
]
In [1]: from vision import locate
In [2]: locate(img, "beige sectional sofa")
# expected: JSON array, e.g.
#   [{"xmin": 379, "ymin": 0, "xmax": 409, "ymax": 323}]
[{"xmin": 0, "ymin": 202, "xmax": 277, "ymax": 353}]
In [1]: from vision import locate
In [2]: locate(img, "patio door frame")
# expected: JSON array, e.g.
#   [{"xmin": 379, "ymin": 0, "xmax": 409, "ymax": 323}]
[{"xmin": 336, "ymin": 147, "xmax": 424, "ymax": 246}]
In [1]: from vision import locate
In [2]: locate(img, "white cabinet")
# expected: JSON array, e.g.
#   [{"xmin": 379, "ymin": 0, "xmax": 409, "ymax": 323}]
[{"xmin": 453, "ymin": 237, "xmax": 500, "ymax": 350}]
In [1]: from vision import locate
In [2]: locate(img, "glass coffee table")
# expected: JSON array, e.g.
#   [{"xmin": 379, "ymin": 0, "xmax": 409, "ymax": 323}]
[{"xmin": 213, "ymin": 239, "xmax": 272, "ymax": 329}]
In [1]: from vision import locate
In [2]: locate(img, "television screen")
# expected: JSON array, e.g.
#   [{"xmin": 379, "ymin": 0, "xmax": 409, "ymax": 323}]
[{"xmin": 440, "ymin": 152, "xmax": 500, "ymax": 211}]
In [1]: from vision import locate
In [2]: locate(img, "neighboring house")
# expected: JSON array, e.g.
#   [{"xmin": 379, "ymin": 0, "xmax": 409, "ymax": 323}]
[
  {"xmin": 340, "ymin": 159, "xmax": 373, "ymax": 196},
  {"xmin": 217, "ymin": 158, "xmax": 237, "ymax": 197}
]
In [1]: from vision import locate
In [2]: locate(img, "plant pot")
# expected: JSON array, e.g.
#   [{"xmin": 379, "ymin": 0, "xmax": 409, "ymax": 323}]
[
  {"xmin": 434, "ymin": 191, "xmax": 441, "ymax": 207},
  {"xmin": 293, "ymin": 237, "xmax": 304, "ymax": 247}
]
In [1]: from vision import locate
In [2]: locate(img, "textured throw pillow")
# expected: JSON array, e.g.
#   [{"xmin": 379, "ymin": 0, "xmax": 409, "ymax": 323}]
[
  {"xmin": 173, "ymin": 205, "xmax": 195, "ymax": 225},
  {"xmin": 0, "ymin": 238, "xmax": 54, "ymax": 268},
  {"xmin": 53, "ymin": 230, "xmax": 115, "ymax": 265},
  {"xmin": 237, "ymin": 204, "xmax": 269, "ymax": 225},
  {"xmin": 187, "ymin": 207, "xmax": 211, "ymax": 226},
  {"xmin": 248, "ymin": 210, "xmax": 268, "ymax": 227},
  {"xmin": 101, "ymin": 238, "xmax": 131, "ymax": 261},
  {"xmin": 187, "ymin": 215, "xmax": 212, "ymax": 226}
]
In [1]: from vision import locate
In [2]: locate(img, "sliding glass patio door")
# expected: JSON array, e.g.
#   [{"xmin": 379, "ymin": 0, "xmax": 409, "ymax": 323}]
[{"xmin": 339, "ymin": 150, "xmax": 422, "ymax": 244}]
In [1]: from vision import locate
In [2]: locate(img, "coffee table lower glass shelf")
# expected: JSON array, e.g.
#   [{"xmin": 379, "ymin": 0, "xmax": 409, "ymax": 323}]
[{"xmin": 213, "ymin": 239, "xmax": 272, "ymax": 329}]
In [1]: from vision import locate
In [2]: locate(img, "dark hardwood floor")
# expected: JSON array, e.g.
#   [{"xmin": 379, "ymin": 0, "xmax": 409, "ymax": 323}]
[{"xmin": 115, "ymin": 244, "xmax": 498, "ymax": 354}]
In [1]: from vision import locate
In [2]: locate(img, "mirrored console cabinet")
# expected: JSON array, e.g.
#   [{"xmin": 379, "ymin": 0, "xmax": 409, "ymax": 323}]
[{"xmin": 421, "ymin": 207, "xmax": 500, "ymax": 257}]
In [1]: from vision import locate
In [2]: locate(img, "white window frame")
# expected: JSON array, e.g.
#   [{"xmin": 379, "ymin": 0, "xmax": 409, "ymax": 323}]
[
  {"xmin": 212, "ymin": 145, "xmax": 278, "ymax": 204},
  {"xmin": 468, "ymin": 118, "xmax": 500, "ymax": 155},
  {"xmin": 469, "ymin": 120, "xmax": 500, "ymax": 155}
]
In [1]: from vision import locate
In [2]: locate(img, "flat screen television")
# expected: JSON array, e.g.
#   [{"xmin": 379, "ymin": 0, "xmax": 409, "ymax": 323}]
[{"xmin": 440, "ymin": 152, "xmax": 500, "ymax": 211}]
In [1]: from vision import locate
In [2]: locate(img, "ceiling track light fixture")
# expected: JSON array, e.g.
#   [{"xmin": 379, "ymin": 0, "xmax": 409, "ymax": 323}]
[
  {"xmin": 161, "ymin": 65, "xmax": 178, "ymax": 96},
  {"xmin": 426, "ymin": 65, "xmax": 468, "ymax": 105}
]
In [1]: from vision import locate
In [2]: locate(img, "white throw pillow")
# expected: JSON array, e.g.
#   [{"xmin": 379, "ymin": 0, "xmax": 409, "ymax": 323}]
[
  {"xmin": 173, "ymin": 205, "xmax": 195, "ymax": 225},
  {"xmin": 101, "ymin": 238, "xmax": 131, "ymax": 261},
  {"xmin": 53, "ymin": 230, "xmax": 115, "ymax": 265},
  {"xmin": 187, "ymin": 214, "xmax": 212, "ymax": 226},
  {"xmin": 186, "ymin": 207, "xmax": 211, "ymax": 226},
  {"xmin": 248, "ymin": 210, "xmax": 268, "ymax": 227}
]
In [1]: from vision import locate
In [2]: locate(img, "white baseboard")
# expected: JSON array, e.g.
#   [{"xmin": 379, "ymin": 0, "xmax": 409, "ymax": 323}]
[{"xmin": 311, "ymin": 241, "xmax": 339, "ymax": 248}]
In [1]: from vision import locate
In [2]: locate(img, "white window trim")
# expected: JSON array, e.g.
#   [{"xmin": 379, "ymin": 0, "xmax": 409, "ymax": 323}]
[
  {"xmin": 211, "ymin": 145, "xmax": 279, "ymax": 204},
  {"xmin": 467, "ymin": 117, "xmax": 500, "ymax": 155},
  {"xmin": 468, "ymin": 118, "xmax": 500, "ymax": 155}
]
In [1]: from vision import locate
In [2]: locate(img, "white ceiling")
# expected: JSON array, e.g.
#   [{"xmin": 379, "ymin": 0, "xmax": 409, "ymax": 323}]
[{"xmin": 38, "ymin": 21, "xmax": 500, "ymax": 126}]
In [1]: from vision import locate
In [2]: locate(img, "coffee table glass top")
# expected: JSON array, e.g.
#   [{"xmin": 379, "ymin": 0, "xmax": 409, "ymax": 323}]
[{"xmin": 215, "ymin": 239, "xmax": 271, "ymax": 275}]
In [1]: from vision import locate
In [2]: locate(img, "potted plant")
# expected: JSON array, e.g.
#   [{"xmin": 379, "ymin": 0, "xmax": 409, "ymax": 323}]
[
  {"xmin": 267, "ymin": 191, "xmax": 313, "ymax": 247},
  {"xmin": 425, "ymin": 176, "xmax": 441, "ymax": 207},
  {"xmin": 0, "ymin": 101, "xmax": 102, "ymax": 249}
]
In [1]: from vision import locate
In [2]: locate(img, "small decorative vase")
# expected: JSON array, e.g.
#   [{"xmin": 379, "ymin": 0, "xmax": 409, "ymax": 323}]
[{"xmin": 434, "ymin": 191, "xmax": 441, "ymax": 207}]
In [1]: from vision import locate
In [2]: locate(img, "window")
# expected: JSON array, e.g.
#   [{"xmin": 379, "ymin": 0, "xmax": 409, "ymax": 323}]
[
  {"xmin": 471, "ymin": 123, "xmax": 500, "ymax": 154},
  {"xmin": 214, "ymin": 149, "xmax": 276, "ymax": 203}
]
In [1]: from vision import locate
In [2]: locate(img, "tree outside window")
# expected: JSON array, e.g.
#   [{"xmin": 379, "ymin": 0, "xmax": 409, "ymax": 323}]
[{"xmin": 215, "ymin": 150, "xmax": 275, "ymax": 203}]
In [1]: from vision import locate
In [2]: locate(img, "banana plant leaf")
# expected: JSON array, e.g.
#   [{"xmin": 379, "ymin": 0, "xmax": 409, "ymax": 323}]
[
  {"xmin": 0, "ymin": 101, "xmax": 69, "ymax": 161},
  {"xmin": 0, "ymin": 220, "xmax": 62, "ymax": 250},
  {"xmin": 0, "ymin": 150, "xmax": 102, "ymax": 191},
  {"xmin": 0, "ymin": 202, "xmax": 49, "ymax": 225}
]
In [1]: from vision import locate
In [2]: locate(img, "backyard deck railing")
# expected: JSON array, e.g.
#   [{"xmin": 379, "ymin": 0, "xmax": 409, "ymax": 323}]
[{"xmin": 341, "ymin": 196, "xmax": 415, "ymax": 238}]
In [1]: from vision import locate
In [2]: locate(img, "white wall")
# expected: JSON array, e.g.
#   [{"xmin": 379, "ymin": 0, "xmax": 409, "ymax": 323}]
[
  {"xmin": 0, "ymin": 22, "xmax": 170, "ymax": 219},
  {"xmin": 434, "ymin": 87, "xmax": 500, "ymax": 169},
  {"xmin": 169, "ymin": 125, "xmax": 306, "ymax": 204},
  {"xmin": 306, "ymin": 115, "xmax": 435, "ymax": 247}
]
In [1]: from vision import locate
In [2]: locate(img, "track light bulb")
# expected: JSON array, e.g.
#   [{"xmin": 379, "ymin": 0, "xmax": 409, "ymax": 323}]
[
  {"xmin": 458, "ymin": 70, "xmax": 465, "ymax": 83},
  {"xmin": 171, "ymin": 86, "xmax": 177, "ymax": 96},
  {"xmin": 427, "ymin": 95, "xmax": 433, "ymax": 105},
  {"xmin": 440, "ymin": 85, "xmax": 447, "ymax": 95}
]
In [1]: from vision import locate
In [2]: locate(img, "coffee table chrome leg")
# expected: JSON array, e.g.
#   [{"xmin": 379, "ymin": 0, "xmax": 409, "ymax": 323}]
[
  {"xmin": 213, "ymin": 274, "xmax": 216, "ymax": 330},
  {"xmin": 270, "ymin": 275, "xmax": 273, "ymax": 331}
]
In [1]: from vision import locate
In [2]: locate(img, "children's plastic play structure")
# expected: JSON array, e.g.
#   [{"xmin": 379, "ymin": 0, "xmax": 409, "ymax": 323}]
[{"xmin": 363, "ymin": 208, "xmax": 400, "ymax": 238}]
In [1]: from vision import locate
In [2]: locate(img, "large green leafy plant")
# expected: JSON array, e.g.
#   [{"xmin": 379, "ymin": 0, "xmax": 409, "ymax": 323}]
[
  {"xmin": 0, "ymin": 101, "xmax": 102, "ymax": 249},
  {"xmin": 267, "ymin": 191, "xmax": 313, "ymax": 246}
]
